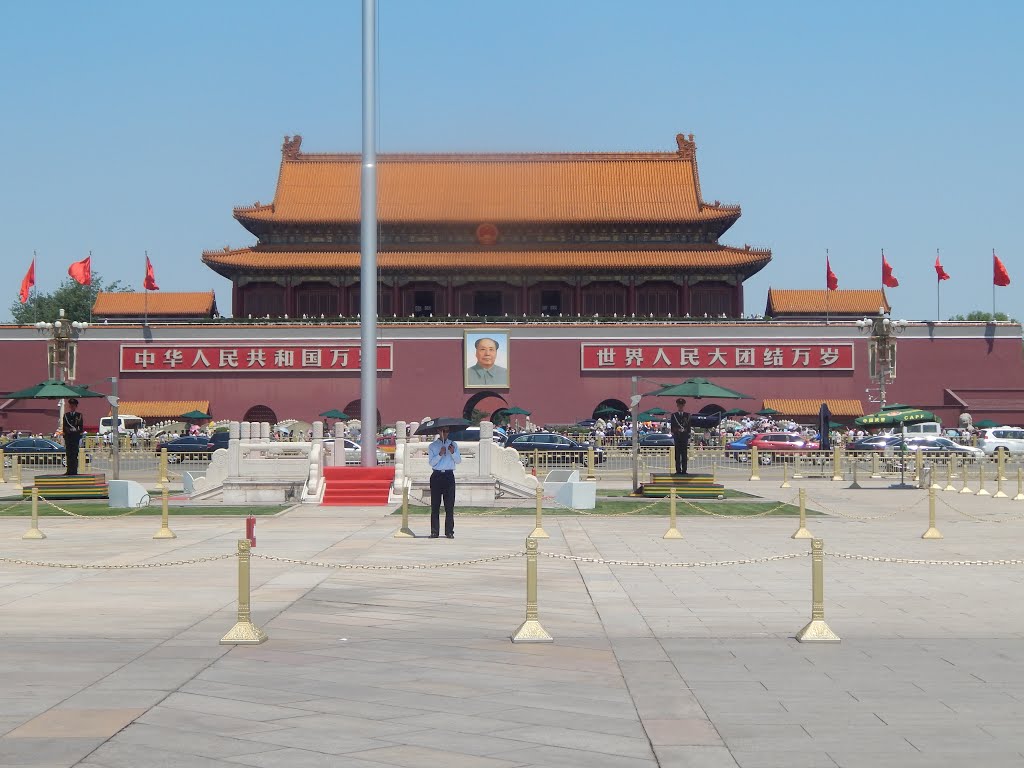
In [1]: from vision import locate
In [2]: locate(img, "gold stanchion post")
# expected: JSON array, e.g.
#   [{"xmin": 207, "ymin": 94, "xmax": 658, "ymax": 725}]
[
  {"xmin": 23, "ymin": 487, "xmax": 46, "ymax": 540},
  {"xmin": 78, "ymin": 444, "xmax": 87, "ymax": 474},
  {"xmin": 792, "ymin": 487, "xmax": 812, "ymax": 539},
  {"xmin": 831, "ymin": 446, "xmax": 843, "ymax": 481},
  {"xmin": 511, "ymin": 537, "xmax": 553, "ymax": 643},
  {"xmin": 750, "ymin": 447, "xmax": 760, "ymax": 481},
  {"xmin": 220, "ymin": 539, "xmax": 268, "ymax": 645},
  {"xmin": 664, "ymin": 487, "xmax": 682, "ymax": 539},
  {"xmin": 1014, "ymin": 467, "xmax": 1024, "ymax": 501},
  {"xmin": 994, "ymin": 454, "xmax": 1008, "ymax": 498},
  {"xmin": 959, "ymin": 458, "xmax": 973, "ymax": 494},
  {"xmin": 847, "ymin": 454, "xmax": 862, "ymax": 489},
  {"xmin": 668, "ymin": 445, "xmax": 675, "ymax": 475},
  {"xmin": 780, "ymin": 461, "xmax": 790, "ymax": 488},
  {"xmin": 529, "ymin": 486, "xmax": 549, "ymax": 539},
  {"xmin": 532, "ymin": 449, "xmax": 539, "ymax": 478},
  {"xmin": 13, "ymin": 455, "xmax": 22, "ymax": 488},
  {"xmin": 870, "ymin": 450, "xmax": 881, "ymax": 479},
  {"xmin": 711, "ymin": 455, "xmax": 717, "ymax": 484},
  {"xmin": 153, "ymin": 486, "xmax": 177, "ymax": 539},
  {"xmin": 586, "ymin": 447, "xmax": 596, "ymax": 480},
  {"xmin": 792, "ymin": 453, "xmax": 803, "ymax": 479},
  {"xmin": 159, "ymin": 447, "xmax": 169, "ymax": 486},
  {"xmin": 915, "ymin": 450, "xmax": 924, "ymax": 487},
  {"xmin": 997, "ymin": 449, "xmax": 1007, "ymax": 481},
  {"xmin": 944, "ymin": 456, "xmax": 956, "ymax": 492},
  {"xmin": 976, "ymin": 460, "xmax": 990, "ymax": 496},
  {"xmin": 0, "ymin": 449, "xmax": 5, "ymax": 483},
  {"xmin": 922, "ymin": 487, "xmax": 943, "ymax": 539},
  {"xmin": 795, "ymin": 538, "xmax": 840, "ymax": 643},
  {"xmin": 395, "ymin": 483, "xmax": 414, "ymax": 537}
]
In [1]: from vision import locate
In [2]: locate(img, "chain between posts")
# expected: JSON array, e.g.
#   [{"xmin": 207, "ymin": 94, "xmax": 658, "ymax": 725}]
[
  {"xmin": 807, "ymin": 491, "xmax": 926, "ymax": 520},
  {"xmin": 0, "ymin": 499, "xmax": 29, "ymax": 514},
  {"xmin": 542, "ymin": 551, "xmax": 808, "ymax": 567},
  {"xmin": 934, "ymin": 492, "xmax": 1024, "ymax": 523},
  {"xmin": 251, "ymin": 552, "xmax": 524, "ymax": 569},
  {"xmin": 0, "ymin": 554, "xmax": 233, "ymax": 569},
  {"xmin": 37, "ymin": 493, "xmax": 151, "ymax": 520},
  {"xmin": 827, "ymin": 552, "xmax": 1024, "ymax": 566}
]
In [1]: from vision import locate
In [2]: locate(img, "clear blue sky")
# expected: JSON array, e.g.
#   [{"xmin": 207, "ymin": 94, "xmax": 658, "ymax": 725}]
[{"xmin": 3, "ymin": 0, "xmax": 1021, "ymax": 322}]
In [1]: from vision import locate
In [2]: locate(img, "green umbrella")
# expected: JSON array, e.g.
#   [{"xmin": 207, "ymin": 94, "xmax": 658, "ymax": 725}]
[
  {"xmin": 594, "ymin": 405, "xmax": 625, "ymax": 416},
  {"xmin": 650, "ymin": 377, "xmax": 752, "ymax": 400},
  {"xmin": 757, "ymin": 407, "xmax": 782, "ymax": 416},
  {"xmin": 180, "ymin": 409, "xmax": 211, "ymax": 420},
  {"xmin": 724, "ymin": 408, "xmax": 750, "ymax": 417},
  {"xmin": 880, "ymin": 403, "xmax": 913, "ymax": 411},
  {"xmin": 318, "ymin": 409, "xmax": 350, "ymax": 420},
  {"xmin": 855, "ymin": 407, "xmax": 936, "ymax": 427},
  {"xmin": 974, "ymin": 419, "xmax": 1000, "ymax": 428},
  {"xmin": 503, "ymin": 406, "xmax": 531, "ymax": 416},
  {"xmin": 4, "ymin": 379, "xmax": 105, "ymax": 400},
  {"xmin": 637, "ymin": 408, "xmax": 669, "ymax": 421}
]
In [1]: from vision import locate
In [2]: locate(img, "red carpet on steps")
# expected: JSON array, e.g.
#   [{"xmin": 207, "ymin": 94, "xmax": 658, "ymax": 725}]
[{"xmin": 322, "ymin": 466, "xmax": 396, "ymax": 506}]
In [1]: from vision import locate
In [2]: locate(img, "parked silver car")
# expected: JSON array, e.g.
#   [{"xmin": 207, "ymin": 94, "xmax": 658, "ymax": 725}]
[{"xmin": 977, "ymin": 427, "xmax": 1024, "ymax": 456}]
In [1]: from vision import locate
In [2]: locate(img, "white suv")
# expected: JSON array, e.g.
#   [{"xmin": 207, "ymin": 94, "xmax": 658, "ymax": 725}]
[{"xmin": 977, "ymin": 427, "xmax": 1024, "ymax": 456}]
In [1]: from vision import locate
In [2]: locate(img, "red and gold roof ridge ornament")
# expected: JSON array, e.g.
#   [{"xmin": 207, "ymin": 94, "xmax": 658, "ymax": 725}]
[{"xmin": 230, "ymin": 132, "xmax": 744, "ymax": 225}]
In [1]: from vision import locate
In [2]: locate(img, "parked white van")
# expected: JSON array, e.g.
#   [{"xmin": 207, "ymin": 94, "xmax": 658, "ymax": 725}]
[
  {"xmin": 904, "ymin": 421, "xmax": 942, "ymax": 436},
  {"xmin": 98, "ymin": 415, "xmax": 145, "ymax": 435}
]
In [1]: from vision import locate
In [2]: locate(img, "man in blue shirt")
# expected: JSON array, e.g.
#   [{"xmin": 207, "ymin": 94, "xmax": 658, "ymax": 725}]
[{"xmin": 428, "ymin": 426, "xmax": 462, "ymax": 538}]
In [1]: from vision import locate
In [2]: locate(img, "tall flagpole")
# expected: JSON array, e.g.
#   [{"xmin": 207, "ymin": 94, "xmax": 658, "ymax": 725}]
[
  {"xmin": 144, "ymin": 250, "xmax": 149, "ymax": 326},
  {"xmin": 992, "ymin": 248, "xmax": 996, "ymax": 318},
  {"xmin": 936, "ymin": 248, "xmax": 941, "ymax": 321},
  {"xmin": 359, "ymin": 0, "xmax": 379, "ymax": 465},
  {"xmin": 824, "ymin": 248, "xmax": 830, "ymax": 326}
]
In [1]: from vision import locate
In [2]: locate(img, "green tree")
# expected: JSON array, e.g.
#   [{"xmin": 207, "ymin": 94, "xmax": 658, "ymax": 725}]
[
  {"xmin": 9, "ymin": 273, "xmax": 131, "ymax": 325},
  {"xmin": 949, "ymin": 311, "xmax": 1019, "ymax": 323}
]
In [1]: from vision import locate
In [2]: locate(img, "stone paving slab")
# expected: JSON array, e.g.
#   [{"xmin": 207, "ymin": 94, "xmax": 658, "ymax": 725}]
[{"xmin": 2, "ymin": 478, "xmax": 1024, "ymax": 766}]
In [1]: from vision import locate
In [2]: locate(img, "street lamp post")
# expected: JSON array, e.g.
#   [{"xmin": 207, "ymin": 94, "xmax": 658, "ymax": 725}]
[
  {"xmin": 856, "ymin": 308, "xmax": 907, "ymax": 410},
  {"xmin": 34, "ymin": 309, "xmax": 89, "ymax": 431}
]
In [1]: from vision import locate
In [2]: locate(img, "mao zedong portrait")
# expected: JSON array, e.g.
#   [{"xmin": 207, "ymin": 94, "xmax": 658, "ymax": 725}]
[{"xmin": 466, "ymin": 335, "xmax": 508, "ymax": 387}]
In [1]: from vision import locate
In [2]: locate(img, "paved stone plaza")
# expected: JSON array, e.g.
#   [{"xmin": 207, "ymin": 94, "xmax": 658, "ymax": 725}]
[{"xmin": 1, "ymin": 479, "xmax": 1024, "ymax": 767}]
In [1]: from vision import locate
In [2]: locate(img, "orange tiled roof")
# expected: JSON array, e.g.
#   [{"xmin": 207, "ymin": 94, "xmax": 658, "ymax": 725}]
[
  {"xmin": 92, "ymin": 292, "xmax": 217, "ymax": 317},
  {"xmin": 762, "ymin": 399, "xmax": 865, "ymax": 417},
  {"xmin": 766, "ymin": 289, "xmax": 890, "ymax": 315},
  {"xmin": 233, "ymin": 134, "xmax": 741, "ymax": 225},
  {"xmin": 202, "ymin": 246, "xmax": 771, "ymax": 274},
  {"xmin": 111, "ymin": 401, "xmax": 210, "ymax": 419}
]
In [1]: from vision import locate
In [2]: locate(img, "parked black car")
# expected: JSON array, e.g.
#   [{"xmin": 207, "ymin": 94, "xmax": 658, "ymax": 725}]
[
  {"xmin": 155, "ymin": 435, "xmax": 221, "ymax": 462},
  {"xmin": 846, "ymin": 435, "xmax": 902, "ymax": 453},
  {"xmin": 0, "ymin": 437, "xmax": 72, "ymax": 467},
  {"xmin": 638, "ymin": 432, "xmax": 674, "ymax": 447},
  {"xmin": 507, "ymin": 433, "xmax": 606, "ymax": 464}
]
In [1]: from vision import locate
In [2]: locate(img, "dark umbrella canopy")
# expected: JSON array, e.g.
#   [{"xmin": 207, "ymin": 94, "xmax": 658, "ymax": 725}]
[
  {"xmin": 650, "ymin": 378, "xmax": 752, "ymax": 400},
  {"xmin": 4, "ymin": 379, "xmax": 105, "ymax": 400},
  {"xmin": 757, "ymin": 407, "xmax": 782, "ymax": 416},
  {"xmin": 724, "ymin": 408, "xmax": 750, "ymax": 417},
  {"xmin": 414, "ymin": 417, "xmax": 471, "ymax": 435},
  {"xmin": 503, "ymin": 406, "xmax": 531, "ymax": 416},
  {"xmin": 594, "ymin": 405, "xmax": 625, "ymax": 417},
  {"xmin": 180, "ymin": 410, "xmax": 211, "ymax": 420},
  {"xmin": 974, "ymin": 419, "xmax": 1000, "ymax": 429},
  {"xmin": 818, "ymin": 402, "xmax": 832, "ymax": 451},
  {"xmin": 318, "ymin": 409, "xmax": 350, "ymax": 420}
]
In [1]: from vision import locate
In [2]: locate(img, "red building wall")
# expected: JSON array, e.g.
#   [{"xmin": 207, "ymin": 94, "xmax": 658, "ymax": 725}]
[{"xmin": 1, "ymin": 322, "xmax": 1022, "ymax": 433}]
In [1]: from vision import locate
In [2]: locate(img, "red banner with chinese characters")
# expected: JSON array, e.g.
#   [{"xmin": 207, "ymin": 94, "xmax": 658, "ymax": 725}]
[
  {"xmin": 580, "ymin": 343, "xmax": 853, "ymax": 371},
  {"xmin": 120, "ymin": 344, "xmax": 393, "ymax": 373}
]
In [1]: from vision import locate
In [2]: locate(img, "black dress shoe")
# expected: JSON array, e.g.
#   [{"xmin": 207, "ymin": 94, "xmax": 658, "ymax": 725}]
[
  {"xmin": 429, "ymin": 534, "xmax": 439, "ymax": 538},
  {"xmin": 445, "ymin": 533, "xmax": 454, "ymax": 539}
]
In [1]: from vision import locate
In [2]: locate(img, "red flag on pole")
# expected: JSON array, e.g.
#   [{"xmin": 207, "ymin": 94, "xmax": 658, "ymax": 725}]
[
  {"xmin": 826, "ymin": 256, "xmax": 838, "ymax": 291},
  {"xmin": 934, "ymin": 254, "xmax": 950, "ymax": 281},
  {"xmin": 68, "ymin": 255, "xmax": 91, "ymax": 286},
  {"xmin": 994, "ymin": 251, "xmax": 1011, "ymax": 287},
  {"xmin": 144, "ymin": 255, "xmax": 160, "ymax": 291},
  {"xmin": 19, "ymin": 259, "xmax": 35, "ymax": 303},
  {"xmin": 881, "ymin": 251, "xmax": 899, "ymax": 288}
]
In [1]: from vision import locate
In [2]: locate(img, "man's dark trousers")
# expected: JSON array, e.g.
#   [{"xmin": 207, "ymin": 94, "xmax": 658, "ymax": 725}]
[
  {"xmin": 673, "ymin": 435, "xmax": 689, "ymax": 475},
  {"xmin": 65, "ymin": 437, "xmax": 81, "ymax": 475},
  {"xmin": 429, "ymin": 469, "xmax": 456, "ymax": 536}
]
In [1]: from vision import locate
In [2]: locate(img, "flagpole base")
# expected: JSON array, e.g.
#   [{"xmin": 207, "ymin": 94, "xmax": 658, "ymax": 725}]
[
  {"xmin": 796, "ymin": 619, "xmax": 841, "ymax": 643},
  {"xmin": 153, "ymin": 527, "xmax": 177, "ymax": 540},
  {"xmin": 393, "ymin": 527, "xmax": 415, "ymax": 538},
  {"xmin": 22, "ymin": 528, "xmax": 46, "ymax": 540},
  {"xmin": 529, "ymin": 527, "xmax": 549, "ymax": 539},
  {"xmin": 511, "ymin": 619, "xmax": 553, "ymax": 644},
  {"xmin": 791, "ymin": 527, "xmax": 813, "ymax": 540},
  {"xmin": 663, "ymin": 527, "xmax": 683, "ymax": 540},
  {"xmin": 921, "ymin": 527, "xmax": 943, "ymax": 540},
  {"xmin": 220, "ymin": 621, "xmax": 268, "ymax": 645}
]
